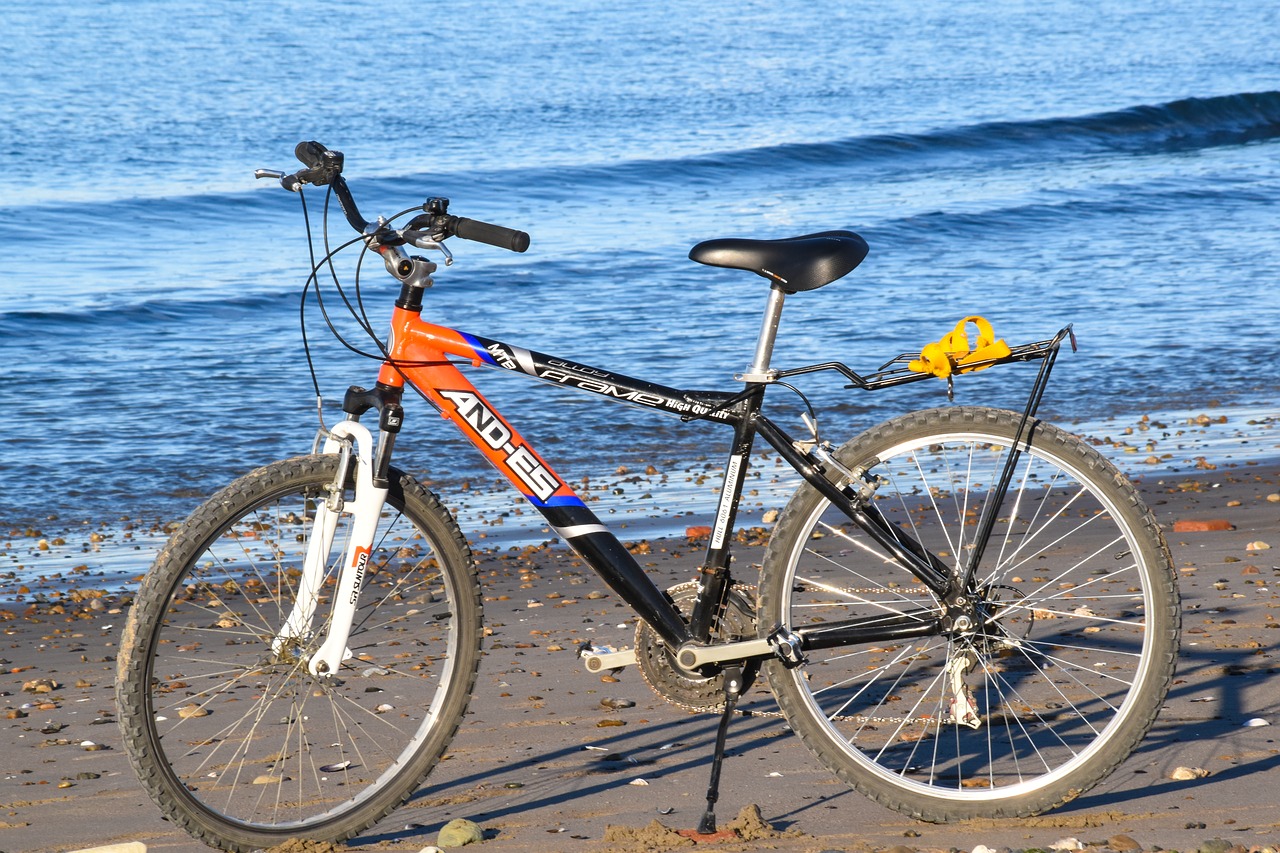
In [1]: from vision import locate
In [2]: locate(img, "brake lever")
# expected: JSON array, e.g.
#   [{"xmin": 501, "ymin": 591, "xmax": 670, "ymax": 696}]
[
  {"xmin": 254, "ymin": 169, "xmax": 306, "ymax": 192},
  {"xmin": 404, "ymin": 230, "xmax": 454, "ymax": 265}
]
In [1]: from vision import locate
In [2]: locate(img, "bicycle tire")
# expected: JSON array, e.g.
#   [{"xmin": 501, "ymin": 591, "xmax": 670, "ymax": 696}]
[
  {"xmin": 759, "ymin": 406, "xmax": 1178, "ymax": 821},
  {"xmin": 116, "ymin": 455, "xmax": 482, "ymax": 852}
]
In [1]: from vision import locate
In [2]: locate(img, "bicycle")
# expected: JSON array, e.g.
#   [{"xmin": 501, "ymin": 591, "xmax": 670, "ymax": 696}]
[{"xmin": 116, "ymin": 142, "xmax": 1180, "ymax": 852}]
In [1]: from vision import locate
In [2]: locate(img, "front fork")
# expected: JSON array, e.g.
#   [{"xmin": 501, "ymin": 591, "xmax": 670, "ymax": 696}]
[{"xmin": 275, "ymin": 386, "xmax": 403, "ymax": 677}]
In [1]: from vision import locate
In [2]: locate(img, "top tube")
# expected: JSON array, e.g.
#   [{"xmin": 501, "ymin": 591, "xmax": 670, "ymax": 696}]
[{"xmin": 384, "ymin": 315, "xmax": 749, "ymax": 426}]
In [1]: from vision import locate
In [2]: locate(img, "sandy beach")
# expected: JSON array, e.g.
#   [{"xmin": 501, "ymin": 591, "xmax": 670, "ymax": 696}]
[{"xmin": 1, "ymin": 414, "xmax": 1277, "ymax": 853}]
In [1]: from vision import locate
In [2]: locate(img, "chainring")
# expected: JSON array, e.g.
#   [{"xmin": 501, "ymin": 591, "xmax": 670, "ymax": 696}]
[{"xmin": 635, "ymin": 581, "xmax": 756, "ymax": 713}]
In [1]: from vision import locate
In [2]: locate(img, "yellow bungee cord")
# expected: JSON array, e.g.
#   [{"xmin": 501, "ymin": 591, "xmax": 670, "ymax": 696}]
[{"xmin": 908, "ymin": 316, "xmax": 1012, "ymax": 378}]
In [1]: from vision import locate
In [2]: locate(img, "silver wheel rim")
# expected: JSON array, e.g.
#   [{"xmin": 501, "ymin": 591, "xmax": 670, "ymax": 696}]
[
  {"xmin": 143, "ymin": 478, "xmax": 464, "ymax": 829},
  {"xmin": 778, "ymin": 429, "xmax": 1159, "ymax": 802}
]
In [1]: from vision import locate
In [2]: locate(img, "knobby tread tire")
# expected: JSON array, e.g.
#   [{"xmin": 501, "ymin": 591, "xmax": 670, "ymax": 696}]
[
  {"xmin": 759, "ymin": 407, "xmax": 1179, "ymax": 822},
  {"xmin": 116, "ymin": 455, "xmax": 483, "ymax": 852}
]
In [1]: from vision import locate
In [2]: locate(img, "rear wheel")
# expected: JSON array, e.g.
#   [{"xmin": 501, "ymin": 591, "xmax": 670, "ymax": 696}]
[
  {"xmin": 117, "ymin": 455, "xmax": 482, "ymax": 852},
  {"xmin": 760, "ymin": 407, "xmax": 1178, "ymax": 821}
]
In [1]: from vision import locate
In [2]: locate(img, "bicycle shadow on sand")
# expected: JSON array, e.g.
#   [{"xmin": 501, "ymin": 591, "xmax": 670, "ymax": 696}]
[
  {"xmin": 356, "ymin": 622, "xmax": 1280, "ymax": 847},
  {"xmin": 353, "ymin": 694, "xmax": 829, "ymax": 847},
  {"xmin": 990, "ymin": 620, "xmax": 1280, "ymax": 821}
]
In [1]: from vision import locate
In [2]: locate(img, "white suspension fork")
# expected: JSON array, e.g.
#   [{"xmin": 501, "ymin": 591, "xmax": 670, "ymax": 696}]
[{"xmin": 272, "ymin": 420, "xmax": 389, "ymax": 677}]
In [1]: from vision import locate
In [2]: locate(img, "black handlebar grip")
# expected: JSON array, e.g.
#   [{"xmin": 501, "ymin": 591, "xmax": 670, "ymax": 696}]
[
  {"xmin": 453, "ymin": 217, "xmax": 531, "ymax": 253},
  {"xmin": 295, "ymin": 140, "xmax": 329, "ymax": 168}
]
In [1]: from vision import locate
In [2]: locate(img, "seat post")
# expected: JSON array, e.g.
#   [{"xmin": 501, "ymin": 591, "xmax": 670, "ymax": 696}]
[{"xmin": 738, "ymin": 284, "xmax": 786, "ymax": 383}]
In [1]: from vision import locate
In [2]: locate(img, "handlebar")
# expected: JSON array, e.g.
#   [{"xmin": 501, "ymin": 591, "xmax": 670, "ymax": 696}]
[
  {"xmin": 451, "ymin": 216, "xmax": 531, "ymax": 253},
  {"xmin": 257, "ymin": 141, "xmax": 530, "ymax": 254}
]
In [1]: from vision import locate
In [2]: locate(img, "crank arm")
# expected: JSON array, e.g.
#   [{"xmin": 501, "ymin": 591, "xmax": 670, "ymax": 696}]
[
  {"xmin": 580, "ymin": 647, "xmax": 638, "ymax": 673},
  {"xmin": 676, "ymin": 637, "xmax": 775, "ymax": 670}
]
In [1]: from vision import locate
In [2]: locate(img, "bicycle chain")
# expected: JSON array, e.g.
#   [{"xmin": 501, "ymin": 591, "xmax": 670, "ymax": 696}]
[{"xmin": 637, "ymin": 582, "xmax": 946, "ymax": 726}]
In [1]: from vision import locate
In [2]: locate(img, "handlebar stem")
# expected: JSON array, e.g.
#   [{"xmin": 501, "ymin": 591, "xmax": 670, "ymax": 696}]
[{"xmin": 372, "ymin": 239, "xmax": 437, "ymax": 289}]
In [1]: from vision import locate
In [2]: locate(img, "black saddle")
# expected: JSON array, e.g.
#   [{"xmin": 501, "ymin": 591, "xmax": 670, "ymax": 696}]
[{"xmin": 688, "ymin": 230, "xmax": 868, "ymax": 293}]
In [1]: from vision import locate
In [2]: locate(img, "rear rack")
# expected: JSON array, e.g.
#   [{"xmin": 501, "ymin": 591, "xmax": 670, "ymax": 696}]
[
  {"xmin": 778, "ymin": 323, "xmax": 1078, "ymax": 595},
  {"xmin": 773, "ymin": 325, "xmax": 1076, "ymax": 393}
]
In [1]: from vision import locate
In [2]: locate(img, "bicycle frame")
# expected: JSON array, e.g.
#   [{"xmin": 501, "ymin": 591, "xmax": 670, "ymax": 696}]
[
  {"xmin": 308, "ymin": 297, "xmax": 953, "ymax": 670},
  {"xmin": 122, "ymin": 150, "xmax": 1170, "ymax": 849}
]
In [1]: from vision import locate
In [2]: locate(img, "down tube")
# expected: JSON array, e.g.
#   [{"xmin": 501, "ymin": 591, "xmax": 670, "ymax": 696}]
[{"xmin": 389, "ymin": 359, "xmax": 692, "ymax": 647}]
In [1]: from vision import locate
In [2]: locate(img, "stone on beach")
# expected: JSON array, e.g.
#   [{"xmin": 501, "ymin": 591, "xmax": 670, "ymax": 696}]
[
  {"xmin": 1173, "ymin": 519, "xmax": 1233, "ymax": 532},
  {"xmin": 252, "ymin": 774, "xmax": 289, "ymax": 785},
  {"xmin": 22, "ymin": 677, "xmax": 58, "ymax": 693},
  {"xmin": 436, "ymin": 817, "xmax": 484, "ymax": 847},
  {"xmin": 1170, "ymin": 765, "xmax": 1211, "ymax": 780}
]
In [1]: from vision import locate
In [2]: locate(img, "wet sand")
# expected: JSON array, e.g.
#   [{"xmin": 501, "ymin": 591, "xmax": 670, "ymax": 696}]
[{"xmin": 1, "ymin": 439, "xmax": 1278, "ymax": 852}]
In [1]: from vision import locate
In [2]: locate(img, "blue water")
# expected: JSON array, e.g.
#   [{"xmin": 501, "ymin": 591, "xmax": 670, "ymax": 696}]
[{"xmin": 2, "ymin": 0, "xmax": 1278, "ymax": 531}]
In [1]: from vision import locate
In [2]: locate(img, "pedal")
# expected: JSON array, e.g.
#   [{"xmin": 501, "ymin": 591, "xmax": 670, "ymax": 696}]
[
  {"xmin": 579, "ymin": 644, "xmax": 637, "ymax": 674},
  {"xmin": 767, "ymin": 624, "xmax": 806, "ymax": 667}
]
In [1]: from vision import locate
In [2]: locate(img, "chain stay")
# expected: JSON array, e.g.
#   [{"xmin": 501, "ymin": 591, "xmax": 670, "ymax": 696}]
[{"xmin": 637, "ymin": 582, "xmax": 947, "ymax": 726}]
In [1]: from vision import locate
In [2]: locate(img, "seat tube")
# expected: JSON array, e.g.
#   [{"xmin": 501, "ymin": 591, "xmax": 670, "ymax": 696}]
[{"xmin": 689, "ymin": 388, "xmax": 762, "ymax": 641}]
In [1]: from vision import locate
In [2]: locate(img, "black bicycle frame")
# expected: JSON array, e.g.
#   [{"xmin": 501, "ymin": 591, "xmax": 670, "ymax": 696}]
[{"xmin": 388, "ymin": 329, "xmax": 959, "ymax": 659}]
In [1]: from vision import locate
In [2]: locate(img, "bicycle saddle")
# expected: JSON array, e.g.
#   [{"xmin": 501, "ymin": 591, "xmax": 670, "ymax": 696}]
[{"xmin": 688, "ymin": 230, "xmax": 868, "ymax": 293}]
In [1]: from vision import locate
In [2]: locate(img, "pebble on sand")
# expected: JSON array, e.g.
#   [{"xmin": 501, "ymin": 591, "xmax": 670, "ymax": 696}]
[
  {"xmin": 252, "ymin": 774, "xmax": 290, "ymax": 785},
  {"xmin": 1170, "ymin": 766, "xmax": 1211, "ymax": 780},
  {"xmin": 1172, "ymin": 519, "xmax": 1233, "ymax": 532},
  {"xmin": 437, "ymin": 817, "xmax": 484, "ymax": 848},
  {"xmin": 22, "ymin": 677, "xmax": 58, "ymax": 693}
]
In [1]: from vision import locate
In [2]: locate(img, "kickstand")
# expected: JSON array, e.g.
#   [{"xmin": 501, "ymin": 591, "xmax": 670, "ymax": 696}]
[{"xmin": 697, "ymin": 664, "xmax": 745, "ymax": 835}]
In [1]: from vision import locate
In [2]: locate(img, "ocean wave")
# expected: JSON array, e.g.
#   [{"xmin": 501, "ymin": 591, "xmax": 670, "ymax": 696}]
[
  {"xmin": 707, "ymin": 91, "xmax": 1277, "ymax": 170},
  {"xmin": 866, "ymin": 173, "xmax": 1279, "ymax": 244},
  {"xmin": 9, "ymin": 91, "xmax": 1275, "ymax": 226},
  {"xmin": 0, "ymin": 291, "xmax": 289, "ymax": 334},
  {"xmin": 462, "ymin": 90, "xmax": 1280, "ymax": 193}
]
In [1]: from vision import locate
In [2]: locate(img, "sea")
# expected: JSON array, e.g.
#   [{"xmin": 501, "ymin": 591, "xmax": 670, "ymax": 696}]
[{"xmin": 2, "ymin": 0, "xmax": 1278, "ymax": 554}]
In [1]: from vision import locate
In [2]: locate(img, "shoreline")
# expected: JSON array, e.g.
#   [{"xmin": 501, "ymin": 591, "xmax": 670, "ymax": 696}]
[{"xmin": 2, "ymin": 403, "xmax": 1276, "ymax": 603}]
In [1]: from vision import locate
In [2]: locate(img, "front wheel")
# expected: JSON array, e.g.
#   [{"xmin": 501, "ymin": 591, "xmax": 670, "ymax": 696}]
[
  {"xmin": 116, "ymin": 455, "xmax": 482, "ymax": 852},
  {"xmin": 759, "ymin": 407, "xmax": 1178, "ymax": 821}
]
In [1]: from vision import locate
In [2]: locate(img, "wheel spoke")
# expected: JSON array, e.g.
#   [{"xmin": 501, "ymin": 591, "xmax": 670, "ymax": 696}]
[
  {"xmin": 762, "ymin": 409, "xmax": 1177, "ymax": 819},
  {"xmin": 117, "ymin": 457, "xmax": 480, "ymax": 846}
]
